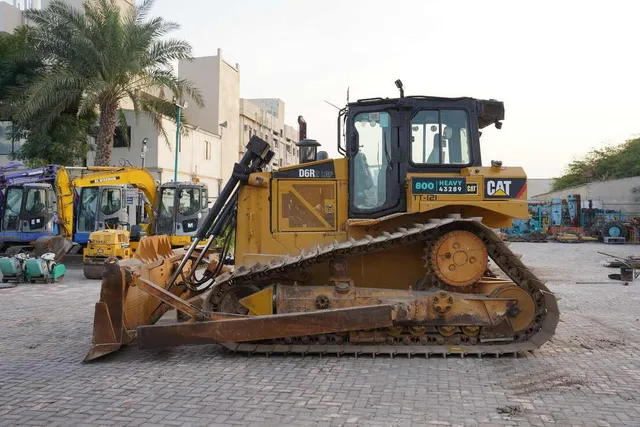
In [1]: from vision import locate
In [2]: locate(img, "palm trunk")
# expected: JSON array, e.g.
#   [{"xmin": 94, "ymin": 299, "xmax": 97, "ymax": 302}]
[{"xmin": 94, "ymin": 100, "xmax": 118, "ymax": 166}]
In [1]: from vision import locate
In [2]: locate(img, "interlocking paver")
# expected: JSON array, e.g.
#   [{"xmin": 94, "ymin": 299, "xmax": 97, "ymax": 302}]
[{"xmin": 1, "ymin": 242, "xmax": 639, "ymax": 426}]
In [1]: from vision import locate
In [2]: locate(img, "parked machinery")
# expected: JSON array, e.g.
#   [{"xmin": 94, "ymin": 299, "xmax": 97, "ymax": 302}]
[
  {"xmin": 24, "ymin": 252, "xmax": 66, "ymax": 283},
  {"xmin": 0, "ymin": 251, "xmax": 65, "ymax": 283},
  {"xmin": 84, "ymin": 84, "xmax": 559, "ymax": 361},
  {"xmin": 0, "ymin": 164, "xmax": 208, "ymax": 278},
  {"xmin": 77, "ymin": 168, "xmax": 209, "ymax": 279},
  {"xmin": 0, "ymin": 165, "xmax": 76, "ymax": 260},
  {"xmin": 0, "ymin": 252, "xmax": 28, "ymax": 283}
]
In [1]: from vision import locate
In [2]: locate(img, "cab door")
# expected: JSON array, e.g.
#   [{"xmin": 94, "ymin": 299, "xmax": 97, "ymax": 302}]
[
  {"xmin": 2, "ymin": 187, "xmax": 24, "ymax": 231},
  {"xmin": 97, "ymin": 186, "xmax": 128, "ymax": 229},
  {"xmin": 348, "ymin": 106, "xmax": 405, "ymax": 219},
  {"xmin": 21, "ymin": 185, "xmax": 54, "ymax": 233},
  {"xmin": 174, "ymin": 185, "xmax": 203, "ymax": 236}
]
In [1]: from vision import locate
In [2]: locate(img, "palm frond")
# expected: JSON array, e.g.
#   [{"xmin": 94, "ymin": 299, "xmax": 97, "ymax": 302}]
[
  {"xmin": 14, "ymin": 0, "xmax": 200, "ymax": 166},
  {"xmin": 15, "ymin": 70, "xmax": 86, "ymax": 126}
]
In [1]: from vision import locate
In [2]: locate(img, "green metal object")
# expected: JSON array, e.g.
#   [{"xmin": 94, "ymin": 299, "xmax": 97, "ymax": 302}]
[
  {"xmin": 0, "ymin": 256, "xmax": 25, "ymax": 283},
  {"xmin": 25, "ymin": 258, "xmax": 46, "ymax": 281},
  {"xmin": 174, "ymin": 104, "xmax": 182, "ymax": 182},
  {"xmin": 52, "ymin": 263, "xmax": 66, "ymax": 281},
  {"xmin": 24, "ymin": 257, "xmax": 66, "ymax": 283}
]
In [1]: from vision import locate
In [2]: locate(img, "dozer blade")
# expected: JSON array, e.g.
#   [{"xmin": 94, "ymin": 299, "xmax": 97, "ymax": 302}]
[
  {"xmin": 84, "ymin": 235, "xmax": 198, "ymax": 361},
  {"xmin": 84, "ymin": 259, "xmax": 131, "ymax": 361}
]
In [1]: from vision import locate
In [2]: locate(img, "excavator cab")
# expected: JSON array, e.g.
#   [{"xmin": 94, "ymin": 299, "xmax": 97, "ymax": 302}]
[
  {"xmin": 75, "ymin": 185, "xmax": 128, "ymax": 244},
  {"xmin": 155, "ymin": 182, "xmax": 209, "ymax": 247},
  {"xmin": 1, "ymin": 183, "xmax": 57, "ymax": 240}
]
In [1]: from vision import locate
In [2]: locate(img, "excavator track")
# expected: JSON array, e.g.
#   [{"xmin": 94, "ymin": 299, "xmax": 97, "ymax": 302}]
[{"xmin": 207, "ymin": 216, "xmax": 559, "ymax": 356}]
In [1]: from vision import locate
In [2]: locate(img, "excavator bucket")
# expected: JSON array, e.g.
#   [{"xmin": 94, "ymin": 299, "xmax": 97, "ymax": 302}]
[
  {"xmin": 84, "ymin": 235, "xmax": 196, "ymax": 361},
  {"xmin": 34, "ymin": 235, "xmax": 76, "ymax": 262}
]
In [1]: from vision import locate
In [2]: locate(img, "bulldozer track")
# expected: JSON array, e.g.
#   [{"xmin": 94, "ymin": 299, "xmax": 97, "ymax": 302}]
[{"xmin": 207, "ymin": 215, "xmax": 559, "ymax": 356}]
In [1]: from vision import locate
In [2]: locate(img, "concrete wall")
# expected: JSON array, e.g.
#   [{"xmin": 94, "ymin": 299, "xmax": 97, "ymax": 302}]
[
  {"xmin": 178, "ymin": 56, "xmax": 221, "ymax": 134},
  {"xmin": 179, "ymin": 50, "xmax": 239, "ymax": 186},
  {"xmin": 532, "ymin": 176, "xmax": 640, "ymax": 214},
  {"xmin": 0, "ymin": 2, "xmax": 24, "ymax": 34},
  {"xmin": 217, "ymin": 56, "xmax": 240, "ymax": 185}
]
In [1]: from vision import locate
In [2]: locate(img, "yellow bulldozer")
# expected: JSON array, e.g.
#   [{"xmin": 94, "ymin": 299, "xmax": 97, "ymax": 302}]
[{"xmin": 85, "ymin": 85, "xmax": 558, "ymax": 361}]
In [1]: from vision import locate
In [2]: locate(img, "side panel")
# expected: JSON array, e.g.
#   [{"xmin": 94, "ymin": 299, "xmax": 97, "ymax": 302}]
[
  {"xmin": 235, "ymin": 160, "xmax": 349, "ymax": 268},
  {"xmin": 274, "ymin": 180, "xmax": 337, "ymax": 233},
  {"xmin": 406, "ymin": 167, "xmax": 528, "ymax": 228}
]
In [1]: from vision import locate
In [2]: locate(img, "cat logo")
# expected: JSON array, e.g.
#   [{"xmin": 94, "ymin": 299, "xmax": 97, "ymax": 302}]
[
  {"xmin": 486, "ymin": 180, "xmax": 511, "ymax": 197},
  {"xmin": 484, "ymin": 178, "xmax": 527, "ymax": 199}
]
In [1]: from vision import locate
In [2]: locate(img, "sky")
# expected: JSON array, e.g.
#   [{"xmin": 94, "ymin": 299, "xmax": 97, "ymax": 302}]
[{"xmin": 151, "ymin": 0, "xmax": 640, "ymax": 179}]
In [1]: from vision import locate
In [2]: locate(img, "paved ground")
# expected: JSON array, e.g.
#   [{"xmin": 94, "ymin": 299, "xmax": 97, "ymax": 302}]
[{"xmin": 1, "ymin": 242, "xmax": 639, "ymax": 427}]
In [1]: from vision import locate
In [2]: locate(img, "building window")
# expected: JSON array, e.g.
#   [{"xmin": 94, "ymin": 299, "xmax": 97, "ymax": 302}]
[
  {"xmin": 0, "ymin": 121, "xmax": 24, "ymax": 155},
  {"xmin": 113, "ymin": 126, "xmax": 132, "ymax": 148},
  {"xmin": 286, "ymin": 144, "xmax": 291, "ymax": 154},
  {"xmin": 205, "ymin": 141, "xmax": 211, "ymax": 160},
  {"xmin": 279, "ymin": 158, "xmax": 283, "ymax": 167}
]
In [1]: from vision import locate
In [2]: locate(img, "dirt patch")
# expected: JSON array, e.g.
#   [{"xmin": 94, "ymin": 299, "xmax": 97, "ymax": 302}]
[{"xmin": 497, "ymin": 404, "xmax": 523, "ymax": 416}]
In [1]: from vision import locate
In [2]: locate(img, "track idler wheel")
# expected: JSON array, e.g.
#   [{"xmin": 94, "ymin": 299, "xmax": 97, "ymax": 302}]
[
  {"xmin": 490, "ymin": 285, "xmax": 535, "ymax": 332},
  {"xmin": 430, "ymin": 230, "xmax": 488, "ymax": 288}
]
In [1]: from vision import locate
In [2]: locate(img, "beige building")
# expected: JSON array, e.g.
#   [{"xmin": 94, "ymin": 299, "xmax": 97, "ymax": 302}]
[
  {"xmin": 240, "ymin": 98, "xmax": 299, "ymax": 170},
  {"xmin": 179, "ymin": 51, "xmax": 300, "ymax": 181},
  {"xmin": 178, "ymin": 52, "xmax": 241, "ymax": 186},
  {"xmin": 0, "ymin": 0, "xmax": 132, "ymax": 35}
]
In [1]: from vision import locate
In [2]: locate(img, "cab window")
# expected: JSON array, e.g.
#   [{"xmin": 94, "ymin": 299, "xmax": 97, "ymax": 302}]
[
  {"xmin": 78, "ymin": 187, "xmax": 98, "ymax": 232},
  {"xmin": 2, "ymin": 187, "xmax": 23, "ymax": 230},
  {"xmin": 100, "ymin": 189, "xmax": 122, "ymax": 215},
  {"xmin": 25, "ymin": 188, "xmax": 47, "ymax": 214},
  {"xmin": 178, "ymin": 188, "xmax": 200, "ymax": 216},
  {"xmin": 201, "ymin": 188, "xmax": 208, "ymax": 209},
  {"xmin": 352, "ymin": 111, "xmax": 390, "ymax": 210},
  {"xmin": 411, "ymin": 110, "xmax": 471, "ymax": 165},
  {"xmin": 157, "ymin": 187, "xmax": 175, "ymax": 234}
]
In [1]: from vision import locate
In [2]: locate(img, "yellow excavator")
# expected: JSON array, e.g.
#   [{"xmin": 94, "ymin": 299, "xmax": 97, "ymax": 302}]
[
  {"xmin": 84, "ymin": 85, "xmax": 559, "ymax": 361},
  {"xmin": 77, "ymin": 167, "xmax": 209, "ymax": 279}
]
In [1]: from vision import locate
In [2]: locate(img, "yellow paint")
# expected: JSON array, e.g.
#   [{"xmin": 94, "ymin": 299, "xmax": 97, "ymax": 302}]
[
  {"xmin": 233, "ymin": 157, "xmax": 529, "ymax": 290},
  {"xmin": 239, "ymin": 286, "xmax": 274, "ymax": 316},
  {"xmin": 83, "ymin": 229, "xmax": 132, "ymax": 262}
]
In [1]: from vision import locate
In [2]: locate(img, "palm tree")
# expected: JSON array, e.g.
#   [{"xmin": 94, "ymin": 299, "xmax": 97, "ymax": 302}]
[{"xmin": 17, "ymin": 0, "xmax": 203, "ymax": 166}]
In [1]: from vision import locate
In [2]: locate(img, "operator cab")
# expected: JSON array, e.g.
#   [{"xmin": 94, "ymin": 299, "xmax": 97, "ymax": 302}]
[
  {"xmin": 75, "ymin": 185, "xmax": 129, "ymax": 244},
  {"xmin": 155, "ymin": 182, "xmax": 209, "ymax": 237},
  {"xmin": 339, "ymin": 81, "xmax": 504, "ymax": 219},
  {"xmin": 1, "ymin": 183, "xmax": 57, "ymax": 234}
]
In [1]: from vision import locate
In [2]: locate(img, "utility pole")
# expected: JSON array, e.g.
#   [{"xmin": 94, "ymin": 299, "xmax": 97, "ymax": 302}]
[{"xmin": 174, "ymin": 100, "xmax": 188, "ymax": 182}]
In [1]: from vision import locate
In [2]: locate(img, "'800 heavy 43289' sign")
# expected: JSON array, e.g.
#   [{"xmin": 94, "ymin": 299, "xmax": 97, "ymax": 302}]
[{"xmin": 412, "ymin": 177, "xmax": 478, "ymax": 195}]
